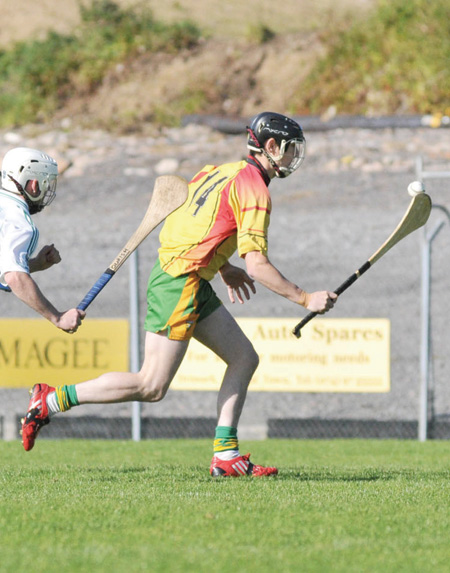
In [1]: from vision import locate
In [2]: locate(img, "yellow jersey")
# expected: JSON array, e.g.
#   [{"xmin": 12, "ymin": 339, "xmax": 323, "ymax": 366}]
[{"xmin": 158, "ymin": 157, "xmax": 272, "ymax": 280}]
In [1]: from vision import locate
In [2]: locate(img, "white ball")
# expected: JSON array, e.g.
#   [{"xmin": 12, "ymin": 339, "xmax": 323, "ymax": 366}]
[{"xmin": 408, "ymin": 180, "xmax": 425, "ymax": 197}]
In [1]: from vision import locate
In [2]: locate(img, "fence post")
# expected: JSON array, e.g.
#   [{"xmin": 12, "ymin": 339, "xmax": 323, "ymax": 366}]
[
  {"xmin": 419, "ymin": 221, "xmax": 444, "ymax": 440},
  {"xmin": 416, "ymin": 156, "xmax": 450, "ymax": 441}
]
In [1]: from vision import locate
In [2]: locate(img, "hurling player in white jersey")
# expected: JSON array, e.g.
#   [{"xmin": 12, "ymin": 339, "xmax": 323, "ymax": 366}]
[{"xmin": 0, "ymin": 147, "xmax": 84, "ymax": 332}]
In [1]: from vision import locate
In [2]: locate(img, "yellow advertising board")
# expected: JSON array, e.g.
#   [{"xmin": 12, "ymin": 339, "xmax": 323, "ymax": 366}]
[
  {"xmin": 172, "ymin": 318, "xmax": 390, "ymax": 392},
  {"xmin": 0, "ymin": 319, "xmax": 129, "ymax": 387}
]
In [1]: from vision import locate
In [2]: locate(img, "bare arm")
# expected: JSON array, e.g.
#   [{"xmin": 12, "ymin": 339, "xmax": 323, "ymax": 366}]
[
  {"xmin": 4, "ymin": 271, "xmax": 84, "ymax": 332},
  {"xmin": 29, "ymin": 244, "xmax": 61, "ymax": 273},
  {"xmin": 219, "ymin": 261, "xmax": 257, "ymax": 304},
  {"xmin": 244, "ymin": 250, "xmax": 337, "ymax": 313}
]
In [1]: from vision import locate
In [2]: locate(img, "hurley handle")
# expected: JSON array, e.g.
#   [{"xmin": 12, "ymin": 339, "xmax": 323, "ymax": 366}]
[
  {"xmin": 77, "ymin": 269, "xmax": 115, "ymax": 311},
  {"xmin": 292, "ymin": 261, "xmax": 371, "ymax": 338}
]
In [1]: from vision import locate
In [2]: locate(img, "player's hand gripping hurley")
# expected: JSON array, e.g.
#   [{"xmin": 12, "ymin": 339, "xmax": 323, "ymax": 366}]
[
  {"xmin": 293, "ymin": 185, "xmax": 432, "ymax": 338},
  {"xmin": 77, "ymin": 175, "xmax": 188, "ymax": 311}
]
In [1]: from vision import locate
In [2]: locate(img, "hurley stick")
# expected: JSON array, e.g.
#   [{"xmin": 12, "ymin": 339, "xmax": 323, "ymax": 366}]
[
  {"xmin": 293, "ymin": 190, "xmax": 432, "ymax": 338},
  {"xmin": 77, "ymin": 175, "xmax": 188, "ymax": 311}
]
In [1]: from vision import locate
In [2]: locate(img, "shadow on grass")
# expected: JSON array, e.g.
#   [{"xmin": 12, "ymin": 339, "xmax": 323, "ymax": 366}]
[
  {"xmin": 281, "ymin": 468, "xmax": 406, "ymax": 482},
  {"xmin": 79, "ymin": 465, "xmax": 450, "ymax": 483},
  {"xmin": 281, "ymin": 467, "xmax": 450, "ymax": 482}
]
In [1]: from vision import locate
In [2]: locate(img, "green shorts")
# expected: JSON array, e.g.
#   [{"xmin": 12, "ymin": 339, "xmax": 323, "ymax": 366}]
[{"xmin": 144, "ymin": 259, "xmax": 222, "ymax": 341}]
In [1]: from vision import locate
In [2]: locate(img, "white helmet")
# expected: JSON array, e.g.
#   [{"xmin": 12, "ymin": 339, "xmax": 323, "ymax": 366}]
[{"xmin": 1, "ymin": 147, "xmax": 58, "ymax": 213}]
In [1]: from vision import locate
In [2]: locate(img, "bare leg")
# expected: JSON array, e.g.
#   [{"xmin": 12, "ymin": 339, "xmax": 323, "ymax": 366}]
[
  {"xmin": 194, "ymin": 305, "xmax": 259, "ymax": 427},
  {"xmin": 75, "ymin": 331, "xmax": 189, "ymax": 404}
]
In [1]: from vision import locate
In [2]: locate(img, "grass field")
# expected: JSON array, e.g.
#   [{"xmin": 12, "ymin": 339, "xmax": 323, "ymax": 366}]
[{"xmin": 1, "ymin": 439, "xmax": 450, "ymax": 572}]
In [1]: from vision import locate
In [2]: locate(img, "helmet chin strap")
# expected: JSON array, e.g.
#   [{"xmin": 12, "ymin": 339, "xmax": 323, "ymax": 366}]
[
  {"xmin": 7, "ymin": 174, "xmax": 25, "ymax": 195},
  {"xmin": 262, "ymin": 149, "xmax": 286, "ymax": 178},
  {"xmin": 247, "ymin": 126, "xmax": 286, "ymax": 178}
]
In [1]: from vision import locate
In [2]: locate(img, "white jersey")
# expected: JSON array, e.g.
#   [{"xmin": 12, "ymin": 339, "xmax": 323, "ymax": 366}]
[{"xmin": 0, "ymin": 189, "xmax": 39, "ymax": 286}]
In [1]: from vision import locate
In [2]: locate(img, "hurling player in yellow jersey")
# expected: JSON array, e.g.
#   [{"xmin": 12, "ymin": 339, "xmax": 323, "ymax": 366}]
[{"xmin": 21, "ymin": 112, "xmax": 337, "ymax": 476}]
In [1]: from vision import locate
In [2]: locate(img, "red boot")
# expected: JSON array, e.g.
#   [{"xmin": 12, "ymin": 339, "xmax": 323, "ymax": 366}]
[
  {"xmin": 20, "ymin": 384, "xmax": 54, "ymax": 451},
  {"xmin": 210, "ymin": 453, "xmax": 278, "ymax": 477}
]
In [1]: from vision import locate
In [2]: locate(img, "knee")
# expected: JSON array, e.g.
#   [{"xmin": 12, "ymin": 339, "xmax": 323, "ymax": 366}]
[
  {"xmin": 241, "ymin": 344, "xmax": 259, "ymax": 375},
  {"xmin": 250, "ymin": 348, "xmax": 260, "ymax": 373},
  {"xmin": 139, "ymin": 380, "xmax": 168, "ymax": 403}
]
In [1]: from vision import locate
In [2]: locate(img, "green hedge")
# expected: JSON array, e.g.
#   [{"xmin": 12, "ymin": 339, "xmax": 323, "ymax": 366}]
[{"xmin": 0, "ymin": 0, "xmax": 201, "ymax": 127}]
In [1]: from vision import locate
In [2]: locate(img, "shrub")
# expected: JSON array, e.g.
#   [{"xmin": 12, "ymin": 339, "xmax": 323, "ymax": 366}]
[
  {"xmin": 291, "ymin": 0, "xmax": 450, "ymax": 115},
  {"xmin": 0, "ymin": 0, "xmax": 201, "ymax": 127}
]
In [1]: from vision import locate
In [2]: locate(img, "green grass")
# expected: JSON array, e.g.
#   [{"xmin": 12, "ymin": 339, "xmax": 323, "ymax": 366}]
[
  {"xmin": 1, "ymin": 439, "xmax": 450, "ymax": 572},
  {"xmin": 0, "ymin": 0, "xmax": 448, "ymax": 129},
  {"xmin": 294, "ymin": 0, "xmax": 450, "ymax": 115},
  {"xmin": 0, "ymin": 0, "xmax": 201, "ymax": 128}
]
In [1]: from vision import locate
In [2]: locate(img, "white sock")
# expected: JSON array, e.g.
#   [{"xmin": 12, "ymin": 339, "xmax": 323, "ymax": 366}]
[
  {"xmin": 46, "ymin": 391, "xmax": 61, "ymax": 418},
  {"xmin": 215, "ymin": 450, "xmax": 240, "ymax": 461}
]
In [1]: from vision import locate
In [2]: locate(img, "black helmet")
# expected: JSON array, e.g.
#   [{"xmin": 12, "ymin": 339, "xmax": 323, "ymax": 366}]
[{"xmin": 247, "ymin": 112, "xmax": 306, "ymax": 178}]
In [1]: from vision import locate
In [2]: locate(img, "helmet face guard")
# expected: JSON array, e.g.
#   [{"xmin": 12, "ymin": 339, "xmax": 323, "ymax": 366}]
[
  {"xmin": 269, "ymin": 137, "xmax": 306, "ymax": 178},
  {"xmin": 247, "ymin": 112, "xmax": 306, "ymax": 178},
  {"xmin": 18, "ymin": 169, "xmax": 58, "ymax": 209},
  {"xmin": 2, "ymin": 147, "xmax": 58, "ymax": 212}
]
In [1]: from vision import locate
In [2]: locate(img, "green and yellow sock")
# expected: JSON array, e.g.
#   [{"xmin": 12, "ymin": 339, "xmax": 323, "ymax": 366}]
[
  {"xmin": 47, "ymin": 385, "xmax": 79, "ymax": 416},
  {"xmin": 213, "ymin": 426, "xmax": 239, "ymax": 460}
]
